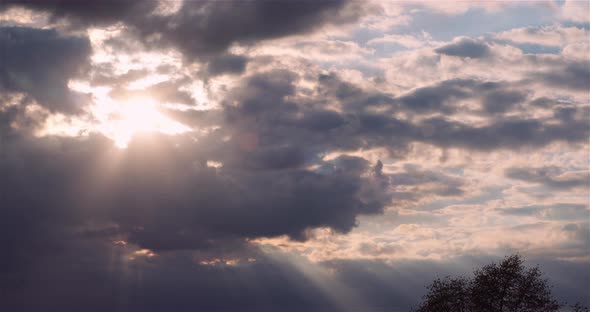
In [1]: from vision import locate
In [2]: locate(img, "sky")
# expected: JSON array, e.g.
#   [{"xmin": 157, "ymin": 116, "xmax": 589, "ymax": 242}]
[{"xmin": 0, "ymin": 1, "xmax": 588, "ymax": 311}]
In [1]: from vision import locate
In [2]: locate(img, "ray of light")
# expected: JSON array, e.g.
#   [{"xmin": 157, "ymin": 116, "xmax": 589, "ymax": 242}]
[{"xmin": 94, "ymin": 96, "xmax": 190, "ymax": 148}]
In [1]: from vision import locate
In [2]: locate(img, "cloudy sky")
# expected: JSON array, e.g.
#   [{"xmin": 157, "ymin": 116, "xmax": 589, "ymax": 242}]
[{"xmin": 0, "ymin": 1, "xmax": 589, "ymax": 311}]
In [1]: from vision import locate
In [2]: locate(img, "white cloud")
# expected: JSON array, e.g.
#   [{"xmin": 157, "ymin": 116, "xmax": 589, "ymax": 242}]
[
  {"xmin": 495, "ymin": 25, "xmax": 589, "ymax": 47},
  {"xmin": 561, "ymin": 0, "xmax": 590, "ymax": 23},
  {"xmin": 367, "ymin": 31, "xmax": 437, "ymax": 49}
]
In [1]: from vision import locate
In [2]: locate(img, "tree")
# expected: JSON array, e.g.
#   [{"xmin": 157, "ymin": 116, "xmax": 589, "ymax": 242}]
[
  {"xmin": 412, "ymin": 254, "xmax": 561, "ymax": 312},
  {"xmin": 571, "ymin": 303, "xmax": 590, "ymax": 312}
]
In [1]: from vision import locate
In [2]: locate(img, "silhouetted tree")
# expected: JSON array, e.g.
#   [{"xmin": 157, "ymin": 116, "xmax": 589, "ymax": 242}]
[
  {"xmin": 412, "ymin": 254, "xmax": 561, "ymax": 312},
  {"xmin": 572, "ymin": 303, "xmax": 590, "ymax": 312}
]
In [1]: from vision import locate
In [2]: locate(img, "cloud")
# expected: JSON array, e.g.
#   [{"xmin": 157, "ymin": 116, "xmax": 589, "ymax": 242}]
[
  {"xmin": 0, "ymin": 27, "xmax": 91, "ymax": 113},
  {"xmin": 423, "ymin": 117, "xmax": 588, "ymax": 150},
  {"xmin": 505, "ymin": 166, "xmax": 589, "ymax": 190},
  {"xmin": 562, "ymin": 42, "xmax": 590, "ymax": 62},
  {"xmin": 0, "ymin": 107, "xmax": 394, "ymax": 254},
  {"xmin": 0, "ymin": 3, "xmax": 589, "ymax": 311},
  {"xmin": 392, "ymin": 79, "xmax": 527, "ymax": 115},
  {"xmin": 3, "ymin": 236, "xmax": 587, "ymax": 312},
  {"xmin": 435, "ymin": 37, "xmax": 491, "ymax": 58},
  {"xmin": 498, "ymin": 203, "xmax": 589, "ymax": 221},
  {"xmin": 8, "ymin": 0, "xmax": 365, "ymax": 60},
  {"xmin": 482, "ymin": 89, "xmax": 526, "ymax": 114},
  {"xmin": 494, "ymin": 25, "xmax": 589, "ymax": 47},
  {"xmin": 530, "ymin": 61, "xmax": 590, "ymax": 91},
  {"xmin": 202, "ymin": 53, "xmax": 248, "ymax": 77},
  {"xmin": 561, "ymin": 0, "xmax": 590, "ymax": 23},
  {"xmin": 367, "ymin": 32, "xmax": 433, "ymax": 48},
  {"xmin": 388, "ymin": 166, "xmax": 466, "ymax": 197},
  {"xmin": 3, "ymin": 1, "xmax": 157, "ymax": 27}
]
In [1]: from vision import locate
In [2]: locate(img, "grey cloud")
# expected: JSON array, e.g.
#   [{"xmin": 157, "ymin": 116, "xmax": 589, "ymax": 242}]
[
  {"xmin": 388, "ymin": 166, "xmax": 466, "ymax": 197},
  {"xmin": 3, "ymin": 230, "xmax": 587, "ymax": 312},
  {"xmin": 1, "ymin": 237, "xmax": 579, "ymax": 312},
  {"xmin": 397, "ymin": 80, "xmax": 470, "ymax": 114},
  {"xmin": 498, "ymin": 203, "xmax": 589, "ymax": 220},
  {"xmin": 435, "ymin": 37, "xmax": 491, "ymax": 58},
  {"xmin": 203, "ymin": 53, "xmax": 248, "ymax": 77},
  {"xmin": 0, "ymin": 27, "xmax": 91, "ymax": 113},
  {"xmin": 4, "ymin": 0, "xmax": 158, "ymax": 27},
  {"xmin": 0, "ymin": 132, "xmax": 392, "ymax": 253},
  {"xmin": 397, "ymin": 79, "xmax": 527, "ymax": 115},
  {"xmin": 0, "ymin": 240, "xmax": 339, "ymax": 312},
  {"xmin": 0, "ymin": 131, "xmax": 394, "ymax": 310},
  {"xmin": 9, "ymin": 1, "xmax": 364, "ymax": 60},
  {"xmin": 224, "ymin": 69, "xmax": 297, "ymax": 116},
  {"xmin": 90, "ymin": 67, "xmax": 150, "ymax": 87},
  {"xmin": 532, "ymin": 61, "xmax": 590, "ymax": 91},
  {"xmin": 416, "ymin": 116, "xmax": 589, "ymax": 151},
  {"xmin": 299, "ymin": 110, "xmax": 346, "ymax": 131},
  {"xmin": 319, "ymin": 75, "xmax": 529, "ymax": 117},
  {"xmin": 530, "ymin": 97, "xmax": 557, "ymax": 108},
  {"xmin": 0, "ymin": 94, "xmax": 44, "ymax": 134},
  {"xmin": 357, "ymin": 242, "xmax": 402, "ymax": 256},
  {"xmin": 316, "ymin": 73, "xmax": 395, "ymax": 113},
  {"xmin": 216, "ymin": 71, "xmax": 588, "ymax": 159},
  {"xmin": 505, "ymin": 166, "xmax": 589, "ymax": 190},
  {"xmin": 552, "ymin": 106, "xmax": 579, "ymax": 122},
  {"xmin": 143, "ymin": 0, "xmax": 363, "ymax": 59},
  {"xmin": 482, "ymin": 90, "xmax": 526, "ymax": 114}
]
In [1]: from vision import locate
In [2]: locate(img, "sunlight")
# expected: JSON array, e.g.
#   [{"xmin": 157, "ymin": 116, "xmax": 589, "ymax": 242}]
[{"xmin": 96, "ymin": 96, "xmax": 190, "ymax": 148}]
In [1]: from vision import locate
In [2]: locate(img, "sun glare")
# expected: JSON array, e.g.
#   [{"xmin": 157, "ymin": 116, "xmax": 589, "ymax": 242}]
[{"xmin": 96, "ymin": 96, "xmax": 190, "ymax": 148}]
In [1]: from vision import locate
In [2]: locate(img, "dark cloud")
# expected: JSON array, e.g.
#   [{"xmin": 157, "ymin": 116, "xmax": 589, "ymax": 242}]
[
  {"xmin": 4, "ymin": 66, "xmax": 581, "ymax": 266},
  {"xmin": 318, "ymin": 75, "xmax": 530, "ymax": 117},
  {"xmin": 141, "ymin": 0, "xmax": 363, "ymax": 59},
  {"xmin": 532, "ymin": 61, "xmax": 590, "ymax": 91},
  {"xmin": 0, "ymin": 241, "xmax": 339, "ymax": 312},
  {"xmin": 435, "ymin": 37, "xmax": 491, "ymax": 58},
  {"xmin": 8, "ymin": 0, "xmax": 364, "ymax": 60},
  {"xmin": 0, "ymin": 132, "xmax": 393, "ymax": 312},
  {"xmin": 217, "ymin": 71, "xmax": 588, "ymax": 157},
  {"xmin": 505, "ymin": 166, "xmax": 589, "ymax": 190},
  {"xmin": 482, "ymin": 90, "xmax": 526, "ymax": 114},
  {"xmin": 316, "ymin": 73, "xmax": 395, "ymax": 113},
  {"xmin": 416, "ymin": 116, "xmax": 589, "ymax": 150},
  {"xmin": 4, "ymin": 0, "xmax": 158, "ymax": 27},
  {"xmin": 530, "ymin": 97, "xmax": 557, "ymax": 108},
  {"xmin": 396, "ymin": 80, "xmax": 471, "ymax": 114},
  {"xmin": 0, "ymin": 133, "xmax": 391, "ymax": 254},
  {"xmin": 552, "ymin": 106, "xmax": 579, "ymax": 122},
  {"xmin": 3, "ymin": 235, "xmax": 587, "ymax": 312},
  {"xmin": 203, "ymin": 53, "xmax": 249, "ymax": 77},
  {"xmin": 394, "ymin": 79, "xmax": 526, "ymax": 115},
  {"xmin": 388, "ymin": 166, "xmax": 465, "ymax": 197},
  {"xmin": 0, "ymin": 27, "xmax": 91, "ymax": 113}
]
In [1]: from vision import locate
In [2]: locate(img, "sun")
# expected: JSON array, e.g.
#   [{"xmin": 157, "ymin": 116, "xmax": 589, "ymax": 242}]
[{"xmin": 95, "ymin": 96, "xmax": 190, "ymax": 148}]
